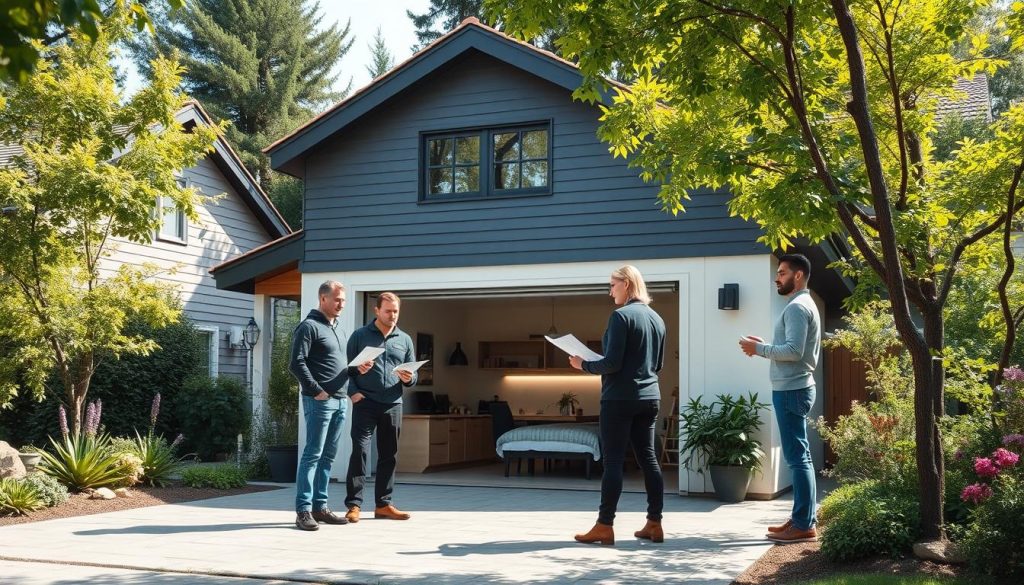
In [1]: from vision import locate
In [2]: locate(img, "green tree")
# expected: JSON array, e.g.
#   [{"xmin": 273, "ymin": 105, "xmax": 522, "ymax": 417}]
[
  {"xmin": 0, "ymin": 0, "xmax": 183, "ymax": 83},
  {"xmin": 367, "ymin": 27, "xmax": 395, "ymax": 80},
  {"xmin": 133, "ymin": 0, "xmax": 352, "ymax": 229},
  {"xmin": 0, "ymin": 14, "xmax": 220, "ymax": 433},
  {"xmin": 487, "ymin": 0, "xmax": 1024, "ymax": 540},
  {"xmin": 408, "ymin": 0, "xmax": 483, "ymax": 50}
]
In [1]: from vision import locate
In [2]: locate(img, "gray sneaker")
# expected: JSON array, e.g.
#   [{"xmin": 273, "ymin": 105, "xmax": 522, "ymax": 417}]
[{"xmin": 295, "ymin": 511, "xmax": 319, "ymax": 531}]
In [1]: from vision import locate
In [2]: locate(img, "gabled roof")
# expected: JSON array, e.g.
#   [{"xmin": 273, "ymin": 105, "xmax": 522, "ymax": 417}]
[
  {"xmin": 264, "ymin": 17, "xmax": 619, "ymax": 179},
  {"xmin": 1, "ymin": 101, "xmax": 292, "ymax": 239}
]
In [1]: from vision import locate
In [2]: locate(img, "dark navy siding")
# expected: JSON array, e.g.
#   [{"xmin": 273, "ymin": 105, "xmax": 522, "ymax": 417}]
[{"xmin": 302, "ymin": 51, "xmax": 765, "ymax": 272}]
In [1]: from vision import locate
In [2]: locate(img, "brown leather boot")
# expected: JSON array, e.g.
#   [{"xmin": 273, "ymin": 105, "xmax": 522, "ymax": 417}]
[
  {"xmin": 574, "ymin": 522, "xmax": 615, "ymax": 545},
  {"xmin": 634, "ymin": 520, "xmax": 664, "ymax": 543},
  {"xmin": 374, "ymin": 504, "xmax": 411, "ymax": 520},
  {"xmin": 345, "ymin": 506, "xmax": 360, "ymax": 523}
]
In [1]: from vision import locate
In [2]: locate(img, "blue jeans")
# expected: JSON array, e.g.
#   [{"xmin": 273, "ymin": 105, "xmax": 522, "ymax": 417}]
[
  {"xmin": 773, "ymin": 387, "xmax": 816, "ymax": 530},
  {"xmin": 295, "ymin": 395, "xmax": 348, "ymax": 513}
]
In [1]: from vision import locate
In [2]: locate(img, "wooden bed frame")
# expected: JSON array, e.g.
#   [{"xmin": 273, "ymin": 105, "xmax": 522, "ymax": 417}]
[{"xmin": 501, "ymin": 449, "xmax": 595, "ymax": 480}]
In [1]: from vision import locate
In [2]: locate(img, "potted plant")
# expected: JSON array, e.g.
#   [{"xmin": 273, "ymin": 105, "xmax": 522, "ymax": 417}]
[
  {"xmin": 557, "ymin": 392, "xmax": 580, "ymax": 415},
  {"xmin": 17, "ymin": 444, "xmax": 41, "ymax": 472},
  {"xmin": 264, "ymin": 328, "xmax": 299, "ymax": 482},
  {"xmin": 678, "ymin": 392, "xmax": 769, "ymax": 502}
]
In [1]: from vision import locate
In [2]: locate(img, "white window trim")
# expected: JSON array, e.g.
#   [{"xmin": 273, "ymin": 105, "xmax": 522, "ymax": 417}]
[
  {"xmin": 155, "ymin": 178, "xmax": 189, "ymax": 245},
  {"xmin": 196, "ymin": 325, "xmax": 220, "ymax": 378}
]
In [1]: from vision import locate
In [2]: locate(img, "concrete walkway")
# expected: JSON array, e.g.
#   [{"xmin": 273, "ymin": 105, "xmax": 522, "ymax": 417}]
[{"xmin": 0, "ymin": 484, "xmax": 791, "ymax": 584}]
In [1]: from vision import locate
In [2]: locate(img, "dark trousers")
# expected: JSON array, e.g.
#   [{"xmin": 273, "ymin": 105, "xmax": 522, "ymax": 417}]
[
  {"xmin": 345, "ymin": 399, "xmax": 402, "ymax": 509},
  {"xmin": 598, "ymin": 399, "xmax": 663, "ymax": 526}
]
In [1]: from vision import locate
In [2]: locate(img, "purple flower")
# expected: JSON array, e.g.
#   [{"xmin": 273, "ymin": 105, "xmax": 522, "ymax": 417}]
[
  {"xmin": 1003, "ymin": 434, "xmax": 1024, "ymax": 447},
  {"xmin": 961, "ymin": 483, "xmax": 993, "ymax": 504},
  {"xmin": 58, "ymin": 405, "xmax": 69, "ymax": 437},
  {"xmin": 974, "ymin": 457, "xmax": 1001, "ymax": 478},
  {"xmin": 150, "ymin": 393, "xmax": 161, "ymax": 431},
  {"xmin": 954, "ymin": 449, "xmax": 964, "ymax": 461},
  {"xmin": 95, "ymin": 399, "xmax": 102, "ymax": 428},
  {"xmin": 84, "ymin": 402, "xmax": 97, "ymax": 436},
  {"xmin": 171, "ymin": 433, "xmax": 184, "ymax": 450},
  {"xmin": 1003, "ymin": 366, "xmax": 1024, "ymax": 382},
  {"xmin": 993, "ymin": 447, "xmax": 1019, "ymax": 468}
]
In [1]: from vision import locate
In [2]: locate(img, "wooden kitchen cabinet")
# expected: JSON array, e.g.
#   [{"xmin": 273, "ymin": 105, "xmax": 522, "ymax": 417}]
[{"xmin": 398, "ymin": 415, "xmax": 493, "ymax": 473}]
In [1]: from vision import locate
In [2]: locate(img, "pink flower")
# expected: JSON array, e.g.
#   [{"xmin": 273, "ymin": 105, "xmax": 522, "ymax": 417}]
[
  {"xmin": 974, "ymin": 457, "xmax": 1000, "ymax": 478},
  {"xmin": 961, "ymin": 483, "xmax": 993, "ymax": 504},
  {"xmin": 1004, "ymin": 366, "xmax": 1024, "ymax": 383},
  {"xmin": 992, "ymin": 448, "xmax": 1019, "ymax": 468}
]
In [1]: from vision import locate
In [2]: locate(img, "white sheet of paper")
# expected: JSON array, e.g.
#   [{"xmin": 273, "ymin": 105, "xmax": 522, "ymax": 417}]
[
  {"xmin": 394, "ymin": 360, "xmax": 429, "ymax": 373},
  {"xmin": 545, "ymin": 334, "xmax": 603, "ymax": 362},
  {"xmin": 350, "ymin": 346, "xmax": 385, "ymax": 365}
]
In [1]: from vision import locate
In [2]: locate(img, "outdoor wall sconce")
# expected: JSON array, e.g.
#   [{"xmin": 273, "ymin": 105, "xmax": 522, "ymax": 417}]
[
  {"xmin": 718, "ymin": 283, "xmax": 739, "ymax": 310},
  {"xmin": 242, "ymin": 317, "xmax": 261, "ymax": 350}
]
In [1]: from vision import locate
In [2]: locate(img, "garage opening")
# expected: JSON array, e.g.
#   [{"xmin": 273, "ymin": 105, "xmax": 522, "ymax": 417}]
[{"xmin": 359, "ymin": 284, "xmax": 681, "ymax": 493}]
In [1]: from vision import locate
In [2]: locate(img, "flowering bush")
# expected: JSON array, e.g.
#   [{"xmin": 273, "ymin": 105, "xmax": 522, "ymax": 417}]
[
  {"xmin": 37, "ymin": 402, "xmax": 132, "ymax": 491},
  {"xmin": 997, "ymin": 366, "xmax": 1024, "ymax": 432},
  {"xmin": 958, "ymin": 434, "xmax": 1024, "ymax": 576},
  {"xmin": 816, "ymin": 397, "xmax": 917, "ymax": 490}
]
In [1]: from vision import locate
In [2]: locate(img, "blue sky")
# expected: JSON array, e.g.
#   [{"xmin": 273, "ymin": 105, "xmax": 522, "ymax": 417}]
[{"xmin": 121, "ymin": 0, "xmax": 434, "ymax": 102}]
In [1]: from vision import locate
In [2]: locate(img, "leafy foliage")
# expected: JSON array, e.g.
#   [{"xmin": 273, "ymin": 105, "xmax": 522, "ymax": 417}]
[
  {"xmin": 366, "ymin": 27, "xmax": 396, "ymax": 79},
  {"xmin": 20, "ymin": 473, "xmax": 69, "ymax": 508},
  {"xmin": 957, "ymin": 436, "xmax": 1024, "ymax": 576},
  {"xmin": 181, "ymin": 464, "xmax": 248, "ymax": 489},
  {"xmin": 38, "ymin": 432, "xmax": 128, "ymax": 491},
  {"xmin": 678, "ymin": 392, "xmax": 768, "ymax": 472},
  {"xmin": 818, "ymin": 480, "xmax": 921, "ymax": 561},
  {"xmin": 0, "ymin": 477, "xmax": 44, "ymax": 515},
  {"xmin": 175, "ymin": 375, "xmax": 249, "ymax": 460},
  {"xmin": 0, "ymin": 14, "xmax": 221, "ymax": 432}
]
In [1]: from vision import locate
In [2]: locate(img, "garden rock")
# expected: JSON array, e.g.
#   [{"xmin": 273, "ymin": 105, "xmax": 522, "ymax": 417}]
[
  {"xmin": 0, "ymin": 441, "xmax": 26, "ymax": 479},
  {"xmin": 90, "ymin": 487, "xmax": 117, "ymax": 500},
  {"xmin": 913, "ymin": 540, "xmax": 966, "ymax": 564},
  {"xmin": 114, "ymin": 488, "xmax": 132, "ymax": 498}
]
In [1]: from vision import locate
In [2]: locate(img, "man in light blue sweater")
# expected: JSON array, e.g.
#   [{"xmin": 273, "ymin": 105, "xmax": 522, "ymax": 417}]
[{"xmin": 739, "ymin": 253, "xmax": 821, "ymax": 543}]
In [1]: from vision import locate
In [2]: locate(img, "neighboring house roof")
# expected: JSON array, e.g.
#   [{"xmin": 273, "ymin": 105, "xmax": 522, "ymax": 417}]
[
  {"xmin": 1, "ymin": 100, "xmax": 292, "ymax": 239},
  {"xmin": 210, "ymin": 229, "xmax": 304, "ymax": 294},
  {"xmin": 936, "ymin": 73, "xmax": 992, "ymax": 123},
  {"xmin": 264, "ymin": 17, "xmax": 623, "ymax": 179}
]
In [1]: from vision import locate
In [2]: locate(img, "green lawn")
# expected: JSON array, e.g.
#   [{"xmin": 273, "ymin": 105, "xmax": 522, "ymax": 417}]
[{"xmin": 793, "ymin": 576, "xmax": 973, "ymax": 585}]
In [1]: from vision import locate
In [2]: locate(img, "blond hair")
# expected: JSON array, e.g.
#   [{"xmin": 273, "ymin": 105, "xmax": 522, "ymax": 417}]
[
  {"xmin": 375, "ymin": 292, "xmax": 401, "ymax": 308},
  {"xmin": 612, "ymin": 265, "xmax": 652, "ymax": 304}
]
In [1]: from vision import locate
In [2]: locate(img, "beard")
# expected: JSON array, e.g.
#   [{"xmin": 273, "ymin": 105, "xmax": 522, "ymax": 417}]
[{"xmin": 776, "ymin": 280, "xmax": 795, "ymax": 295}]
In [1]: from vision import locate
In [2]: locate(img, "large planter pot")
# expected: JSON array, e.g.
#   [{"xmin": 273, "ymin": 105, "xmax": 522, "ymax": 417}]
[
  {"xmin": 267, "ymin": 444, "xmax": 298, "ymax": 483},
  {"xmin": 709, "ymin": 465, "xmax": 753, "ymax": 503},
  {"xmin": 18, "ymin": 452, "xmax": 41, "ymax": 473}
]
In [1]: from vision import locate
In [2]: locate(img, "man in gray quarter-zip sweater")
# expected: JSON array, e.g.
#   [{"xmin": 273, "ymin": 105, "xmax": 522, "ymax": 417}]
[
  {"xmin": 289, "ymin": 280, "xmax": 364, "ymax": 532},
  {"xmin": 739, "ymin": 254, "xmax": 821, "ymax": 544},
  {"xmin": 344, "ymin": 292, "xmax": 417, "ymax": 523}
]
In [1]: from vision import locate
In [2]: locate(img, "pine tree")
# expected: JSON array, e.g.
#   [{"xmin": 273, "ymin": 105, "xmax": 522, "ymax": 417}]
[
  {"xmin": 407, "ymin": 0, "xmax": 483, "ymax": 50},
  {"xmin": 133, "ymin": 0, "xmax": 354, "ymax": 228},
  {"xmin": 366, "ymin": 27, "xmax": 396, "ymax": 79}
]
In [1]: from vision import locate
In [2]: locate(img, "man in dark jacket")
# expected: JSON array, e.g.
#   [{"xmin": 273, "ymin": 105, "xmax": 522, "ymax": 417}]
[
  {"xmin": 289, "ymin": 280, "xmax": 356, "ymax": 531},
  {"xmin": 344, "ymin": 292, "xmax": 417, "ymax": 522}
]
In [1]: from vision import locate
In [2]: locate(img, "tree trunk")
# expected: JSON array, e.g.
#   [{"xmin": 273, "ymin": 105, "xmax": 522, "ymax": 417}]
[{"xmin": 907, "ymin": 308, "xmax": 945, "ymax": 540}]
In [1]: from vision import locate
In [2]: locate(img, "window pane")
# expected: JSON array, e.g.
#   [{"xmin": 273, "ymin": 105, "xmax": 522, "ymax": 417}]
[
  {"xmin": 494, "ymin": 163, "xmax": 520, "ymax": 190},
  {"xmin": 522, "ymin": 130, "xmax": 548, "ymax": 159},
  {"xmin": 428, "ymin": 138, "xmax": 453, "ymax": 166},
  {"xmin": 522, "ymin": 161, "xmax": 548, "ymax": 188},
  {"xmin": 455, "ymin": 136, "xmax": 479, "ymax": 164},
  {"xmin": 493, "ymin": 132, "xmax": 520, "ymax": 161},
  {"xmin": 454, "ymin": 166, "xmax": 479, "ymax": 193},
  {"xmin": 429, "ymin": 167, "xmax": 453, "ymax": 194},
  {"xmin": 197, "ymin": 331, "xmax": 213, "ymax": 377},
  {"xmin": 159, "ymin": 197, "xmax": 183, "ymax": 239}
]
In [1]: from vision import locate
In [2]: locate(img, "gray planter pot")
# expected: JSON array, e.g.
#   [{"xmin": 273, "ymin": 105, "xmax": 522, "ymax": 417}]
[
  {"xmin": 709, "ymin": 465, "xmax": 753, "ymax": 503},
  {"xmin": 267, "ymin": 444, "xmax": 298, "ymax": 483},
  {"xmin": 18, "ymin": 452, "xmax": 41, "ymax": 473}
]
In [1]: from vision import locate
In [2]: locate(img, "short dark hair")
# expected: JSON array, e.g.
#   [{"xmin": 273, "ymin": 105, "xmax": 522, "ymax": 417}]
[{"xmin": 779, "ymin": 253, "xmax": 812, "ymax": 280}]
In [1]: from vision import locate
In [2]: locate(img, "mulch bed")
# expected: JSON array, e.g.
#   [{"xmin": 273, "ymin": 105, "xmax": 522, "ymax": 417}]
[
  {"xmin": 0, "ymin": 481, "xmax": 282, "ymax": 527},
  {"xmin": 731, "ymin": 541, "xmax": 986, "ymax": 584}
]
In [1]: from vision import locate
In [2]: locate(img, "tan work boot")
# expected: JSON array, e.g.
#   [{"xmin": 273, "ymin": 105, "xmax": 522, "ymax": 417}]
[
  {"xmin": 574, "ymin": 522, "xmax": 615, "ymax": 545},
  {"xmin": 767, "ymin": 519, "xmax": 792, "ymax": 534},
  {"xmin": 345, "ymin": 506, "xmax": 360, "ymax": 523},
  {"xmin": 766, "ymin": 525, "xmax": 817, "ymax": 543},
  {"xmin": 634, "ymin": 520, "xmax": 664, "ymax": 543},
  {"xmin": 374, "ymin": 504, "xmax": 411, "ymax": 520}
]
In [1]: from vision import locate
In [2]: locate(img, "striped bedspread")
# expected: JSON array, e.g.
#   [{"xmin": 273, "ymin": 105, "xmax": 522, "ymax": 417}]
[{"xmin": 495, "ymin": 422, "xmax": 601, "ymax": 461}]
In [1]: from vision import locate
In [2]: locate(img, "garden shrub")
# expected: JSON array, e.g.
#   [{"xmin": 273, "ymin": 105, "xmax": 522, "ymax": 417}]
[
  {"xmin": 175, "ymin": 375, "xmax": 249, "ymax": 461},
  {"xmin": 818, "ymin": 480, "xmax": 920, "ymax": 561},
  {"xmin": 956, "ymin": 434, "xmax": 1024, "ymax": 577},
  {"xmin": 38, "ymin": 403, "xmax": 132, "ymax": 491},
  {"xmin": 0, "ymin": 477, "xmax": 44, "ymax": 515},
  {"xmin": 181, "ymin": 464, "xmax": 248, "ymax": 489},
  {"xmin": 21, "ymin": 473, "xmax": 69, "ymax": 508}
]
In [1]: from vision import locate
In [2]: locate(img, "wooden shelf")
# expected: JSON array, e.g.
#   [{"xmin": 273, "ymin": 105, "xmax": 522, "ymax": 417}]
[{"xmin": 478, "ymin": 339, "xmax": 603, "ymax": 372}]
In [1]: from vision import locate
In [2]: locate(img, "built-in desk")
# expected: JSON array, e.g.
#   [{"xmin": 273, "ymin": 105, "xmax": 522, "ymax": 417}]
[{"xmin": 397, "ymin": 414, "xmax": 494, "ymax": 473}]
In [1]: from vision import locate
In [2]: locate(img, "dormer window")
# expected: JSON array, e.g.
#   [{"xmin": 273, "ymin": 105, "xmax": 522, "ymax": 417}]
[{"xmin": 422, "ymin": 123, "xmax": 550, "ymax": 201}]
